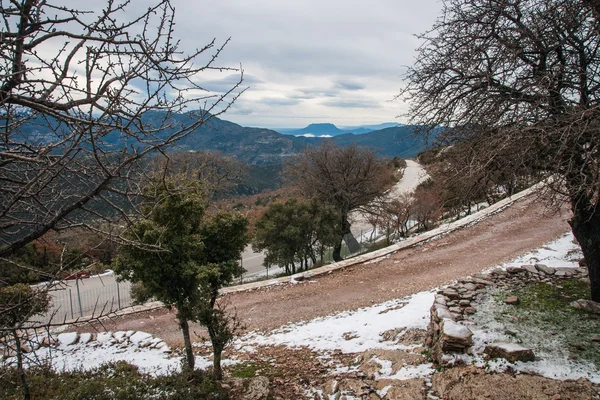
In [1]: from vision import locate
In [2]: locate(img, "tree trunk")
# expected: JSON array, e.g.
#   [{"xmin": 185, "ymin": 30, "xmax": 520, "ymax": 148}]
[
  {"xmin": 13, "ymin": 330, "xmax": 30, "ymax": 400},
  {"xmin": 178, "ymin": 316, "xmax": 195, "ymax": 370},
  {"xmin": 206, "ymin": 317, "xmax": 224, "ymax": 381},
  {"xmin": 569, "ymin": 199, "xmax": 600, "ymax": 302},
  {"xmin": 212, "ymin": 345, "xmax": 223, "ymax": 380},
  {"xmin": 333, "ymin": 212, "xmax": 352, "ymax": 262}
]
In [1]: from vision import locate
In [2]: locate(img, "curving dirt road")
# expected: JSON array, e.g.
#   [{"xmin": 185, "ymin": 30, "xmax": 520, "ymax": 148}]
[{"xmin": 84, "ymin": 196, "xmax": 572, "ymax": 347}]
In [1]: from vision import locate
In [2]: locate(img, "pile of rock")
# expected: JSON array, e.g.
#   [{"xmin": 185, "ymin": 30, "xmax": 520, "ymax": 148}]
[
  {"xmin": 1, "ymin": 330, "xmax": 170, "ymax": 361},
  {"xmin": 425, "ymin": 262, "xmax": 590, "ymax": 365}
]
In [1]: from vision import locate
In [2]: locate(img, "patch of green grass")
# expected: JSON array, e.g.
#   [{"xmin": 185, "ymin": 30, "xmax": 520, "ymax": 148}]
[
  {"xmin": 0, "ymin": 361, "xmax": 228, "ymax": 400},
  {"xmin": 229, "ymin": 362, "xmax": 263, "ymax": 378},
  {"xmin": 490, "ymin": 278, "xmax": 600, "ymax": 364}
]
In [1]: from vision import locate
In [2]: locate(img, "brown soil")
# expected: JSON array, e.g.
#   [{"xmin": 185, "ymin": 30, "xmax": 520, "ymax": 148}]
[
  {"xmin": 432, "ymin": 366, "xmax": 599, "ymax": 400},
  {"xmin": 84, "ymin": 196, "xmax": 570, "ymax": 348}
]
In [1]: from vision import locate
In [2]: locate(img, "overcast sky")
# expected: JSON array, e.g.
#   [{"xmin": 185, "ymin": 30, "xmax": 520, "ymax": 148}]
[{"xmin": 168, "ymin": 0, "xmax": 442, "ymax": 128}]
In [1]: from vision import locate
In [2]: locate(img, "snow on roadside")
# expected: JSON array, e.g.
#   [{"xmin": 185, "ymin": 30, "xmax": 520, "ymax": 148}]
[
  {"xmin": 237, "ymin": 291, "xmax": 434, "ymax": 354},
  {"xmin": 2, "ymin": 331, "xmax": 235, "ymax": 376},
  {"xmin": 498, "ymin": 232, "xmax": 582, "ymax": 270}
]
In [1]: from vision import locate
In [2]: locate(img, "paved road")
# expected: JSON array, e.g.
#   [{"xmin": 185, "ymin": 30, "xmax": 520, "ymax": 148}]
[
  {"xmin": 40, "ymin": 273, "xmax": 131, "ymax": 324},
  {"xmin": 349, "ymin": 159, "xmax": 428, "ymax": 239}
]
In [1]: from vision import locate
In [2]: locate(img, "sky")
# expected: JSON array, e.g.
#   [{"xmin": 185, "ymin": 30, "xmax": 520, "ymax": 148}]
[{"xmin": 145, "ymin": 0, "xmax": 443, "ymax": 128}]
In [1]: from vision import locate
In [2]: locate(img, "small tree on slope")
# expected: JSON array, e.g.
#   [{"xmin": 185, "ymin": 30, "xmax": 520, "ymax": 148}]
[{"xmin": 114, "ymin": 179, "xmax": 248, "ymax": 379}]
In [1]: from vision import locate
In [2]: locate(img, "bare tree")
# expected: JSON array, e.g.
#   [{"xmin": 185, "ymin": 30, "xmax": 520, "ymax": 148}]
[
  {"xmin": 287, "ymin": 141, "xmax": 394, "ymax": 261},
  {"xmin": 0, "ymin": 0, "xmax": 244, "ymax": 258},
  {"xmin": 401, "ymin": 0, "xmax": 600, "ymax": 300},
  {"xmin": 152, "ymin": 150, "xmax": 247, "ymax": 201}
]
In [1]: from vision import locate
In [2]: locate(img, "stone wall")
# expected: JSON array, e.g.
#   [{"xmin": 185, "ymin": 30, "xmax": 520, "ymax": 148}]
[{"xmin": 425, "ymin": 263, "xmax": 590, "ymax": 365}]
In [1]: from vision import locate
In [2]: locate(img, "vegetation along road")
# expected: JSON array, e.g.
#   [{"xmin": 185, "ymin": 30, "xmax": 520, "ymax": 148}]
[{"xmin": 86, "ymin": 194, "xmax": 571, "ymax": 348}]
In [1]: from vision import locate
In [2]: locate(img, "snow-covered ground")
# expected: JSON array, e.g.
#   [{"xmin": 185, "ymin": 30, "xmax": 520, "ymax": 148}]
[{"xmin": 6, "ymin": 232, "xmax": 598, "ymax": 386}]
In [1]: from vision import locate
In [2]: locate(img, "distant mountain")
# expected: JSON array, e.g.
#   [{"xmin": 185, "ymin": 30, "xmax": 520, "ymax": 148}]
[
  {"xmin": 332, "ymin": 126, "xmax": 426, "ymax": 158},
  {"xmin": 19, "ymin": 111, "xmax": 426, "ymax": 164},
  {"xmin": 275, "ymin": 122, "xmax": 402, "ymax": 136},
  {"xmin": 341, "ymin": 122, "xmax": 401, "ymax": 133},
  {"xmin": 287, "ymin": 123, "xmax": 346, "ymax": 137}
]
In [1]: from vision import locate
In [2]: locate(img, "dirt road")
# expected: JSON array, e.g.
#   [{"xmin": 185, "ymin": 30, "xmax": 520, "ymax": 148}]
[{"xmin": 85, "ymin": 196, "xmax": 571, "ymax": 347}]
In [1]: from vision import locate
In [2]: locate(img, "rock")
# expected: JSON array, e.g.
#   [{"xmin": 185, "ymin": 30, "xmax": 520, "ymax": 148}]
[
  {"xmin": 113, "ymin": 331, "xmax": 127, "ymax": 343},
  {"xmin": 323, "ymin": 379, "xmax": 339, "ymax": 395},
  {"xmin": 57, "ymin": 332, "xmax": 79, "ymax": 346},
  {"xmin": 506, "ymin": 266, "xmax": 525, "ymax": 274},
  {"xmin": 229, "ymin": 376, "xmax": 270, "ymax": 400},
  {"xmin": 97, "ymin": 332, "xmax": 113, "ymax": 344},
  {"xmin": 472, "ymin": 277, "xmax": 495, "ymax": 286},
  {"xmin": 449, "ymin": 306, "xmax": 462, "ymax": 314},
  {"xmin": 376, "ymin": 379, "xmax": 427, "ymax": 400},
  {"xmin": 503, "ymin": 296, "xmax": 519, "ymax": 305},
  {"xmin": 535, "ymin": 264, "xmax": 556, "ymax": 275},
  {"xmin": 440, "ymin": 319, "xmax": 473, "ymax": 352},
  {"xmin": 441, "ymin": 289, "xmax": 460, "ymax": 299},
  {"xmin": 337, "ymin": 378, "xmax": 370, "ymax": 397},
  {"xmin": 462, "ymin": 283, "xmax": 478, "ymax": 291},
  {"xmin": 484, "ymin": 342, "xmax": 535, "ymax": 362},
  {"xmin": 459, "ymin": 300, "xmax": 471, "ymax": 306},
  {"xmin": 570, "ymin": 299, "xmax": 600, "ymax": 314},
  {"xmin": 433, "ymin": 304, "xmax": 454, "ymax": 321},
  {"xmin": 130, "ymin": 331, "xmax": 153, "ymax": 344},
  {"xmin": 554, "ymin": 268, "xmax": 576, "ymax": 277},
  {"xmin": 463, "ymin": 307, "xmax": 477, "ymax": 314},
  {"xmin": 579, "ymin": 258, "xmax": 587, "ymax": 267},
  {"xmin": 79, "ymin": 333, "xmax": 93, "ymax": 344},
  {"xmin": 520, "ymin": 264, "xmax": 538, "ymax": 274},
  {"xmin": 591, "ymin": 336, "xmax": 600, "ymax": 343},
  {"xmin": 491, "ymin": 269, "xmax": 507, "ymax": 277}
]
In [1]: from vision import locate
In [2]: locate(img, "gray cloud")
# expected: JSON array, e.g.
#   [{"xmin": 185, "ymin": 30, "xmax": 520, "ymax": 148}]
[
  {"xmin": 334, "ymin": 80, "xmax": 365, "ymax": 91},
  {"xmin": 321, "ymin": 98, "xmax": 382, "ymax": 109},
  {"xmin": 260, "ymin": 97, "xmax": 302, "ymax": 106},
  {"xmin": 196, "ymin": 74, "xmax": 262, "ymax": 93}
]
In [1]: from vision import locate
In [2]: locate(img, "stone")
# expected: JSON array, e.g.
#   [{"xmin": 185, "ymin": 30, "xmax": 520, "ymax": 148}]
[
  {"xmin": 472, "ymin": 276, "xmax": 494, "ymax": 285},
  {"xmin": 57, "ymin": 332, "xmax": 79, "ymax": 346},
  {"xmin": 570, "ymin": 299, "xmax": 600, "ymax": 314},
  {"xmin": 79, "ymin": 333, "xmax": 93, "ymax": 344},
  {"xmin": 376, "ymin": 378, "xmax": 427, "ymax": 400},
  {"xmin": 440, "ymin": 319, "xmax": 473, "ymax": 352},
  {"xmin": 130, "ymin": 331, "xmax": 153, "ymax": 344},
  {"xmin": 97, "ymin": 332, "xmax": 113, "ymax": 344},
  {"xmin": 484, "ymin": 342, "xmax": 535, "ymax": 362},
  {"xmin": 554, "ymin": 268, "xmax": 576, "ymax": 277},
  {"xmin": 491, "ymin": 269, "xmax": 507, "ymax": 277},
  {"xmin": 579, "ymin": 258, "xmax": 587, "ymax": 268},
  {"xmin": 463, "ymin": 307, "xmax": 477, "ymax": 314},
  {"xmin": 441, "ymin": 289, "xmax": 460, "ymax": 299},
  {"xmin": 462, "ymin": 283, "xmax": 478, "ymax": 291},
  {"xmin": 506, "ymin": 266, "xmax": 525, "ymax": 274},
  {"xmin": 504, "ymin": 296, "xmax": 519, "ymax": 305},
  {"xmin": 591, "ymin": 336, "xmax": 600, "ymax": 343},
  {"xmin": 459, "ymin": 300, "xmax": 471, "ymax": 306},
  {"xmin": 434, "ymin": 304, "xmax": 454, "ymax": 321},
  {"xmin": 229, "ymin": 376, "xmax": 270, "ymax": 400},
  {"xmin": 535, "ymin": 264, "xmax": 556, "ymax": 275},
  {"xmin": 521, "ymin": 264, "xmax": 539, "ymax": 274}
]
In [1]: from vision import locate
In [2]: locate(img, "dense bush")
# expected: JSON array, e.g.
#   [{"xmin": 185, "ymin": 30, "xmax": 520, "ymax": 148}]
[{"xmin": 0, "ymin": 362, "xmax": 228, "ymax": 400}]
